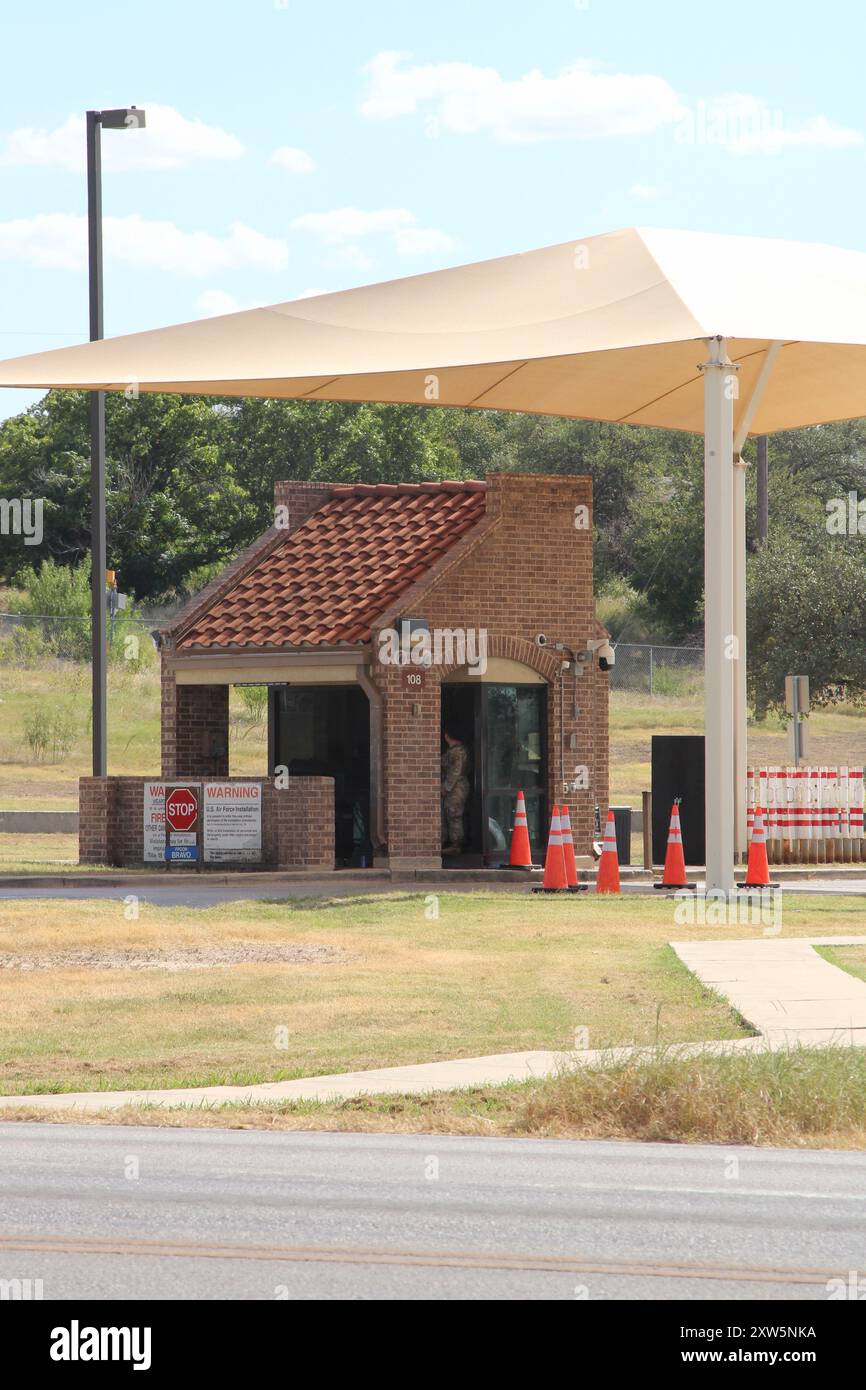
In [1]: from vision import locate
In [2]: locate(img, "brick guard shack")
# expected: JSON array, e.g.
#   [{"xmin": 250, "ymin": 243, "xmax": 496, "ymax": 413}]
[{"xmin": 80, "ymin": 473, "xmax": 609, "ymax": 872}]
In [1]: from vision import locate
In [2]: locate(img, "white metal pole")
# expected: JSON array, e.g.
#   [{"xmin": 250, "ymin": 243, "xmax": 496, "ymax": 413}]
[
  {"xmin": 701, "ymin": 337, "xmax": 737, "ymax": 892},
  {"xmin": 733, "ymin": 452, "xmax": 748, "ymax": 860},
  {"xmin": 730, "ymin": 341, "xmax": 781, "ymax": 864}
]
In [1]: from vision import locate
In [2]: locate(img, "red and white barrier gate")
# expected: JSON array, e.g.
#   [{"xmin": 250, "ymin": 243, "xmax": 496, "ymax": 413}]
[{"xmin": 747, "ymin": 767, "xmax": 866, "ymax": 863}]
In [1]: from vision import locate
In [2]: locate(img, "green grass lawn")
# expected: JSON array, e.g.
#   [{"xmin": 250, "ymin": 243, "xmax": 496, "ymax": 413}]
[
  {"xmin": 0, "ymin": 658, "xmax": 267, "ymax": 809},
  {"xmin": 815, "ymin": 943, "xmax": 866, "ymax": 983},
  {"xmin": 0, "ymin": 890, "xmax": 862, "ymax": 1098},
  {"xmin": 608, "ymin": 691, "xmax": 866, "ymax": 806}
]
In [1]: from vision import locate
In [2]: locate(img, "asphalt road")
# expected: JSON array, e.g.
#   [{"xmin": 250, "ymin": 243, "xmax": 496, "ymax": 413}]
[
  {"xmin": 0, "ymin": 883, "xmax": 505, "ymax": 908},
  {"xmin": 0, "ymin": 1124, "xmax": 864, "ymax": 1300}
]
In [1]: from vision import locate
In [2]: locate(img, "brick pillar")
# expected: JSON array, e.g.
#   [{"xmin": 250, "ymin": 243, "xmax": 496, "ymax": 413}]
[
  {"xmin": 174, "ymin": 684, "xmax": 229, "ymax": 778},
  {"xmin": 377, "ymin": 660, "xmax": 441, "ymax": 870},
  {"xmin": 79, "ymin": 776, "xmax": 115, "ymax": 864},
  {"xmin": 273, "ymin": 480, "xmax": 332, "ymax": 530},
  {"xmin": 161, "ymin": 657, "xmax": 178, "ymax": 777},
  {"xmin": 273, "ymin": 777, "xmax": 334, "ymax": 869}
]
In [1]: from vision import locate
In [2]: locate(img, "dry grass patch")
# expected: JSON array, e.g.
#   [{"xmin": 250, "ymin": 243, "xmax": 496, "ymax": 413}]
[
  {"xmin": 0, "ymin": 891, "xmax": 862, "ymax": 1098},
  {"xmin": 0, "ymin": 895, "xmax": 840, "ymax": 1089},
  {"xmin": 5, "ymin": 1046, "xmax": 866, "ymax": 1150},
  {"xmin": 0, "ymin": 891, "xmax": 742, "ymax": 1095}
]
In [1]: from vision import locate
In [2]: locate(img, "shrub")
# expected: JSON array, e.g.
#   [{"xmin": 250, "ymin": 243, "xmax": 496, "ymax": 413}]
[
  {"xmin": 0, "ymin": 623, "xmax": 50, "ymax": 668},
  {"xmin": 23, "ymin": 702, "xmax": 78, "ymax": 762},
  {"xmin": 650, "ymin": 662, "xmax": 703, "ymax": 699},
  {"xmin": 11, "ymin": 558, "xmax": 145, "ymax": 664},
  {"xmin": 238, "ymin": 685, "xmax": 268, "ymax": 723},
  {"xmin": 595, "ymin": 574, "xmax": 668, "ymax": 645}
]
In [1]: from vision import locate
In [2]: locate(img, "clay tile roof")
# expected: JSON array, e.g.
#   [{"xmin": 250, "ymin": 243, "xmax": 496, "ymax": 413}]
[{"xmin": 177, "ymin": 480, "xmax": 488, "ymax": 650}]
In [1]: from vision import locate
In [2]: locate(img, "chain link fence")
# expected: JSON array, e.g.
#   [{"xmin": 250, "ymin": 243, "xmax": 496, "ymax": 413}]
[
  {"xmin": 610, "ymin": 642, "xmax": 704, "ymax": 697},
  {"xmin": 0, "ymin": 606, "xmax": 177, "ymax": 664}
]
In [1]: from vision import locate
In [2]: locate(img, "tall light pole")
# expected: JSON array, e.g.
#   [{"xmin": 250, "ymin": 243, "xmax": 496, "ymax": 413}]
[{"xmin": 86, "ymin": 106, "xmax": 145, "ymax": 777}]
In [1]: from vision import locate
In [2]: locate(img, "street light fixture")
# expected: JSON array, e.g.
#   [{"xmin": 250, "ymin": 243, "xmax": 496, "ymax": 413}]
[{"xmin": 86, "ymin": 106, "xmax": 145, "ymax": 777}]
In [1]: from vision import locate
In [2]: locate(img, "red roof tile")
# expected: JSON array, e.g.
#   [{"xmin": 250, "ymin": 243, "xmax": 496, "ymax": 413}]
[{"xmin": 177, "ymin": 480, "xmax": 488, "ymax": 649}]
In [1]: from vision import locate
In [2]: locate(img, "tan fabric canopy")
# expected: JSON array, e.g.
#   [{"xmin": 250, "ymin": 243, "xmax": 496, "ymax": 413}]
[{"xmin": 3, "ymin": 226, "xmax": 866, "ymax": 434}]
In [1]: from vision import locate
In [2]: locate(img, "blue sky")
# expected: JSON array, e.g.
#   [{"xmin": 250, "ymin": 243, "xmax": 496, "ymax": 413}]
[{"xmin": 1, "ymin": 0, "xmax": 865, "ymax": 418}]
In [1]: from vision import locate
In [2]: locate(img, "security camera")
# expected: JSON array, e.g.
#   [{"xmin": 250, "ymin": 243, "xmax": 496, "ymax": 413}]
[
  {"xmin": 586, "ymin": 638, "xmax": 615, "ymax": 670},
  {"xmin": 535, "ymin": 634, "xmax": 548, "ymax": 648}
]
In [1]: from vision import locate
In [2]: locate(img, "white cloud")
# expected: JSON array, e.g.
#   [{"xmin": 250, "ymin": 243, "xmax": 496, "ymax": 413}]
[
  {"xmin": 362, "ymin": 53, "xmax": 864, "ymax": 158},
  {"xmin": 629, "ymin": 182, "xmax": 662, "ymax": 200},
  {"xmin": 673, "ymin": 95, "xmax": 863, "ymax": 155},
  {"xmin": 392, "ymin": 226, "xmax": 455, "ymax": 256},
  {"xmin": 270, "ymin": 145, "xmax": 316, "ymax": 174},
  {"xmin": 0, "ymin": 214, "xmax": 288, "ymax": 277},
  {"xmin": 195, "ymin": 289, "xmax": 244, "ymax": 316},
  {"xmin": 0, "ymin": 104, "xmax": 244, "ymax": 173},
  {"xmin": 361, "ymin": 50, "xmax": 687, "ymax": 142},
  {"xmin": 292, "ymin": 207, "xmax": 415, "ymax": 242},
  {"xmin": 727, "ymin": 113, "xmax": 863, "ymax": 155},
  {"xmin": 291, "ymin": 205, "xmax": 454, "ymax": 261}
]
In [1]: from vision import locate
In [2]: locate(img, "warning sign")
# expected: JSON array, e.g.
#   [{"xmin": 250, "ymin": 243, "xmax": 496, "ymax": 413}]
[
  {"xmin": 143, "ymin": 783, "xmax": 166, "ymax": 863},
  {"xmin": 203, "ymin": 781, "xmax": 262, "ymax": 863}
]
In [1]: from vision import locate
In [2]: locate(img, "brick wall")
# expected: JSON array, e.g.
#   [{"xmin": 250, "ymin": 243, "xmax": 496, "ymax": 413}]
[
  {"xmin": 78, "ymin": 775, "xmax": 334, "ymax": 870},
  {"xmin": 374, "ymin": 473, "xmax": 607, "ymax": 859},
  {"xmin": 161, "ymin": 674, "xmax": 229, "ymax": 779},
  {"xmin": 154, "ymin": 471, "xmax": 607, "ymax": 866},
  {"xmin": 269, "ymin": 776, "xmax": 334, "ymax": 869},
  {"xmin": 79, "ymin": 776, "xmax": 115, "ymax": 864},
  {"xmin": 273, "ymin": 480, "xmax": 332, "ymax": 529}
]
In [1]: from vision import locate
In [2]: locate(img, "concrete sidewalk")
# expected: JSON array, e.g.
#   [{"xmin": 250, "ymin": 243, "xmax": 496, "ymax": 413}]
[
  {"xmin": 0, "ymin": 1040, "xmax": 766, "ymax": 1115},
  {"xmin": 672, "ymin": 935, "xmax": 866, "ymax": 1046},
  {"xmin": 2, "ymin": 936, "xmax": 865, "ymax": 1115}
]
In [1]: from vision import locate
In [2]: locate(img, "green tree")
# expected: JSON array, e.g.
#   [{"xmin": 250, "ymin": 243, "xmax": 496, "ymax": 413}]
[
  {"xmin": 0, "ymin": 390, "xmax": 245, "ymax": 598},
  {"xmin": 747, "ymin": 533, "xmax": 866, "ymax": 717}
]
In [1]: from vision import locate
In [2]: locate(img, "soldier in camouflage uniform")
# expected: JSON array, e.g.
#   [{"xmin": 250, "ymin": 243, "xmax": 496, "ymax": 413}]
[{"xmin": 441, "ymin": 731, "xmax": 470, "ymax": 855}]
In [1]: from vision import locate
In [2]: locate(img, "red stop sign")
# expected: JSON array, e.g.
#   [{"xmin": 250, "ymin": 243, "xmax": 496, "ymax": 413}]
[{"xmin": 165, "ymin": 786, "xmax": 198, "ymax": 832}]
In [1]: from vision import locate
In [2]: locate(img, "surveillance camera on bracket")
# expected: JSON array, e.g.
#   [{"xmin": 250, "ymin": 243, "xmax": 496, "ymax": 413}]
[{"xmin": 586, "ymin": 638, "xmax": 616, "ymax": 671}]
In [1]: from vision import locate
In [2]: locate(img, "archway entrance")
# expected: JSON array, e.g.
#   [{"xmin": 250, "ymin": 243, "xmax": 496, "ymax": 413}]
[{"xmin": 441, "ymin": 682, "xmax": 547, "ymax": 867}]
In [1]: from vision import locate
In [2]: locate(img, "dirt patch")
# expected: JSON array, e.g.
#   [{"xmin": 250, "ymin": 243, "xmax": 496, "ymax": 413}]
[{"xmin": 0, "ymin": 944, "xmax": 349, "ymax": 972}]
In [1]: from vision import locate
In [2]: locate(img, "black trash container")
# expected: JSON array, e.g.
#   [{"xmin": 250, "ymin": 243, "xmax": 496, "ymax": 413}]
[{"xmin": 609, "ymin": 804, "xmax": 632, "ymax": 866}]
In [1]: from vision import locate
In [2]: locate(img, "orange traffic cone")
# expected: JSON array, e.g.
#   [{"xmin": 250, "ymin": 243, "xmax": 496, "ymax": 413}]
[
  {"xmin": 596, "ymin": 809, "xmax": 621, "ymax": 894},
  {"xmin": 534, "ymin": 804, "xmax": 568, "ymax": 893},
  {"xmin": 559, "ymin": 802, "xmax": 583, "ymax": 892},
  {"xmin": 507, "ymin": 791, "xmax": 534, "ymax": 869},
  {"xmin": 743, "ymin": 806, "xmax": 778, "ymax": 889},
  {"xmin": 654, "ymin": 800, "xmax": 693, "ymax": 890}
]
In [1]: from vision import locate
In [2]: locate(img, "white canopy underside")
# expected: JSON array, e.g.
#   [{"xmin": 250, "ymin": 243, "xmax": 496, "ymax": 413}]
[{"xmin": 3, "ymin": 226, "xmax": 866, "ymax": 433}]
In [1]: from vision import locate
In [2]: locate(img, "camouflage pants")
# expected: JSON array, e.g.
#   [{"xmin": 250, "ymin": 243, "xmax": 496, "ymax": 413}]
[{"xmin": 443, "ymin": 781, "xmax": 469, "ymax": 848}]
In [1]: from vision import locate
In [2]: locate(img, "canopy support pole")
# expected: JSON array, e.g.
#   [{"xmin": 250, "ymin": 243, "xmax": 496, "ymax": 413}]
[
  {"xmin": 732, "ymin": 453, "xmax": 748, "ymax": 861},
  {"xmin": 701, "ymin": 337, "xmax": 738, "ymax": 892},
  {"xmin": 731, "ymin": 342, "xmax": 781, "ymax": 858}
]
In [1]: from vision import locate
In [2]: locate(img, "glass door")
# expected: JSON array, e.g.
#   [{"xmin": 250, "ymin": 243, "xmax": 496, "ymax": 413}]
[{"xmin": 482, "ymin": 685, "xmax": 547, "ymax": 865}]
